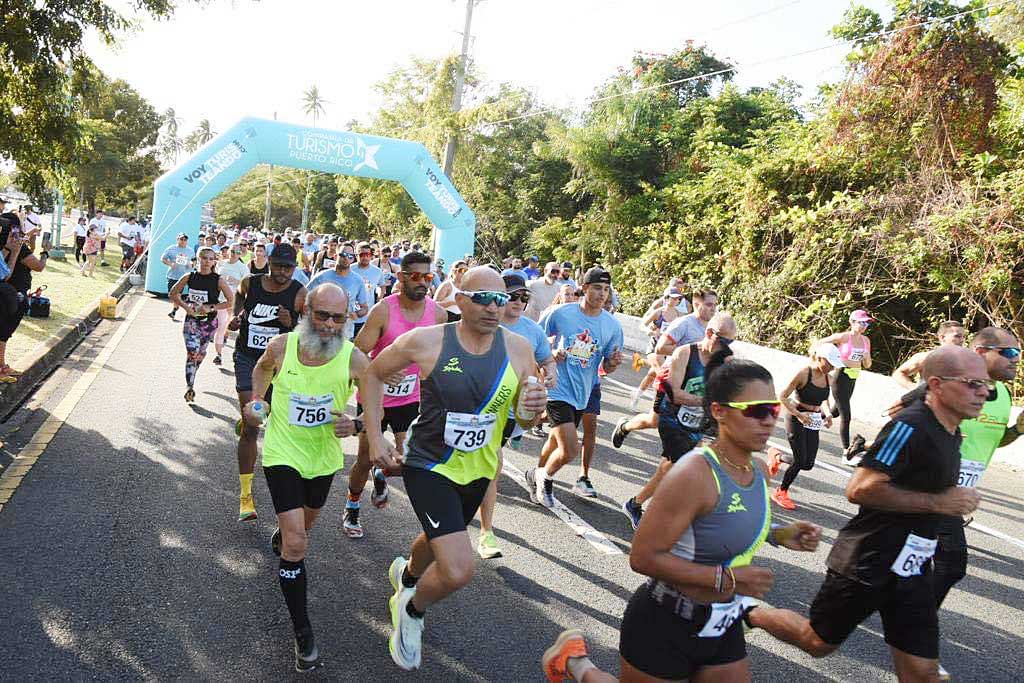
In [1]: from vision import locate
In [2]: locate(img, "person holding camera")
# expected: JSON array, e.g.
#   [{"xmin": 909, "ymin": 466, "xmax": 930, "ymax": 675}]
[{"xmin": 0, "ymin": 213, "xmax": 48, "ymax": 382}]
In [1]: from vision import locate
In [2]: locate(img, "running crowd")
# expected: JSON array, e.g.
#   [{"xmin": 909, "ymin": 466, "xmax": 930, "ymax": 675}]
[{"xmin": 157, "ymin": 224, "xmax": 1022, "ymax": 682}]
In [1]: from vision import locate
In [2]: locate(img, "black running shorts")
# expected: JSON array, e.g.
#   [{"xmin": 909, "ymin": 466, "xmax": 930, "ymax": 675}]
[
  {"xmin": 402, "ymin": 465, "xmax": 489, "ymax": 540},
  {"xmin": 263, "ymin": 465, "xmax": 335, "ymax": 514},
  {"xmin": 809, "ymin": 569, "xmax": 939, "ymax": 659},
  {"xmin": 547, "ymin": 400, "xmax": 583, "ymax": 428},
  {"xmin": 619, "ymin": 583, "xmax": 747, "ymax": 680},
  {"xmin": 356, "ymin": 401, "xmax": 420, "ymax": 435}
]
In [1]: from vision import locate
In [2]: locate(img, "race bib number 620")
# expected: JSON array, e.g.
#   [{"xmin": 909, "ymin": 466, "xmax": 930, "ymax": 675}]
[{"xmin": 443, "ymin": 412, "xmax": 497, "ymax": 451}]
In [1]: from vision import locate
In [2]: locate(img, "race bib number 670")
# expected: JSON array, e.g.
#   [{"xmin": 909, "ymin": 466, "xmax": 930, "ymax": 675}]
[
  {"xmin": 443, "ymin": 412, "xmax": 497, "ymax": 451},
  {"xmin": 288, "ymin": 393, "xmax": 334, "ymax": 427}
]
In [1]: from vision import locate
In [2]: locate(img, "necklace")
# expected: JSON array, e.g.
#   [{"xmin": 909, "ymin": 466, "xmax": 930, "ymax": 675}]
[{"xmin": 711, "ymin": 445, "xmax": 753, "ymax": 472}]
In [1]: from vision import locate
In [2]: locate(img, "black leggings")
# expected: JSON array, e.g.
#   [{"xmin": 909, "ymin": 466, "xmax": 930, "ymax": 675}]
[
  {"xmin": 781, "ymin": 414, "xmax": 819, "ymax": 490},
  {"xmin": 75, "ymin": 235, "xmax": 86, "ymax": 263},
  {"xmin": 833, "ymin": 370, "xmax": 856, "ymax": 448}
]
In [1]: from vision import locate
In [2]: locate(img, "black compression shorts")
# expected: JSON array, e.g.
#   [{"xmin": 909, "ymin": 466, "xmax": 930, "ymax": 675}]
[
  {"xmin": 402, "ymin": 465, "xmax": 489, "ymax": 540},
  {"xmin": 263, "ymin": 465, "xmax": 335, "ymax": 514}
]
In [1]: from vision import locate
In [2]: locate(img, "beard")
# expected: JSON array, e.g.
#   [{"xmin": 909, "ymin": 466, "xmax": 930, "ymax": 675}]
[
  {"xmin": 297, "ymin": 313, "xmax": 346, "ymax": 360},
  {"xmin": 405, "ymin": 286, "xmax": 427, "ymax": 301}
]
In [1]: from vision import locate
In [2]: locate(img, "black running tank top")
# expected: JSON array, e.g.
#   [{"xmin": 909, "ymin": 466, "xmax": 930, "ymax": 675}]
[{"xmin": 236, "ymin": 277, "xmax": 303, "ymax": 358}]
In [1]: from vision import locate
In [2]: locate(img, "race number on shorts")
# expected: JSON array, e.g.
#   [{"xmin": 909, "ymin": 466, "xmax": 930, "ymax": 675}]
[
  {"xmin": 288, "ymin": 393, "xmax": 334, "ymax": 427},
  {"xmin": 443, "ymin": 412, "xmax": 497, "ymax": 451},
  {"xmin": 384, "ymin": 373, "xmax": 418, "ymax": 398},
  {"xmin": 891, "ymin": 533, "xmax": 937, "ymax": 578},
  {"xmin": 698, "ymin": 595, "xmax": 758, "ymax": 638},
  {"xmin": 957, "ymin": 459, "xmax": 985, "ymax": 488},
  {"xmin": 247, "ymin": 323, "xmax": 277, "ymax": 350}
]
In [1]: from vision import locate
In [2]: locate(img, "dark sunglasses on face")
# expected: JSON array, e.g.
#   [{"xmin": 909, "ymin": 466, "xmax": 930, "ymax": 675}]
[
  {"xmin": 457, "ymin": 290, "xmax": 510, "ymax": 307},
  {"xmin": 312, "ymin": 310, "xmax": 346, "ymax": 324},
  {"xmin": 342, "ymin": 252, "xmax": 355, "ymax": 260},
  {"xmin": 977, "ymin": 346, "xmax": 1021, "ymax": 360},
  {"xmin": 710, "ymin": 328, "xmax": 734, "ymax": 346},
  {"xmin": 724, "ymin": 400, "xmax": 781, "ymax": 419},
  {"xmin": 359, "ymin": 251, "xmax": 372, "ymax": 257},
  {"xmin": 509, "ymin": 291, "xmax": 531, "ymax": 303},
  {"xmin": 937, "ymin": 376, "xmax": 996, "ymax": 391},
  {"xmin": 401, "ymin": 270, "xmax": 431, "ymax": 282},
  {"xmin": 547, "ymin": 269, "xmax": 560, "ymax": 276}
]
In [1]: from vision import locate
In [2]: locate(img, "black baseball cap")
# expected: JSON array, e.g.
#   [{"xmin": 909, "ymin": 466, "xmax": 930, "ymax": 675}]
[
  {"xmin": 582, "ymin": 267, "xmax": 612, "ymax": 286},
  {"xmin": 269, "ymin": 243, "xmax": 298, "ymax": 266},
  {"xmin": 503, "ymin": 273, "xmax": 527, "ymax": 292}
]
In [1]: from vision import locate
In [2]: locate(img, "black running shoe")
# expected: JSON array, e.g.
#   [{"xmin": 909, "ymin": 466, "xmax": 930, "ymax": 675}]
[
  {"xmin": 844, "ymin": 434, "xmax": 866, "ymax": 460},
  {"xmin": 212, "ymin": 354, "xmax": 222, "ymax": 366},
  {"xmin": 294, "ymin": 627, "xmax": 320, "ymax": 673},
  {"xmin": 612, "ymin": 418, "xmax": 629, "ymax": 449}
]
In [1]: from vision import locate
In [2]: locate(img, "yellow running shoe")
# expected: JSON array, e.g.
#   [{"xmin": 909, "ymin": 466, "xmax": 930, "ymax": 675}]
[
  {"xmin": 477, "ymin": 531, "xmax": 503, "ymax": 559},
  {"xmin": 238, "ymin": 493, "xmax": 257, "ymax": 522}
]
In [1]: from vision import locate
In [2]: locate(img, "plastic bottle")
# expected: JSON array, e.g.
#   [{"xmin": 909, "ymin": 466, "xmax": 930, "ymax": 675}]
[
  {"xmin": 517, "ymin": 376, "xmax": 538, "ymax": 421},
  {"xmin": 251, "ymin": 400, "xmax": 269, "ymax": 425}
]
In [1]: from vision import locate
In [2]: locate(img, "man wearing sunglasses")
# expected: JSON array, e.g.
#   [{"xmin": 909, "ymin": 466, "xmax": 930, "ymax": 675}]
[
  {"xmin": 241, "ymin": 283, "xmax": 369, "ymax": 673},
  {"xmin": 307, "ymin": 244, "xmax": 370, "ymax": 339},
  {"xmin": 748, "ymin": 345, "xmax": 987, "ymax": 682},
  {"xmin": 621, "ymin": 313, "xmax": 737, "ymax": 529},
  {"xmin": 528, "ymin": 267, "xmax": 624, "ymax": 507},
  {"xmin": 525, "ymin": 262, "xmax": 563, "ymax": 322},
  {"xmin": 474, "ymin": 273, "xmax": 559, "ymax": 559},
  {"xmin": 341, "ymin": 252, "xmax": 448, "ymax": 539},
  {"xmin": 362, "ymin": 266, "xmax": 548, "ymax": 671},
  {"xmin": 351, "ymin": 242, "xmax": 386, "ymax": 339}
]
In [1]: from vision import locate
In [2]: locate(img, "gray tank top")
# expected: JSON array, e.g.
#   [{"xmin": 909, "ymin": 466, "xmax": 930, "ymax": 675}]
[
  {"xmin": 404, "ymin": 324, "xmax": 519, "ymax": 484},
  {"xmin": 669, "ymin": 446, "xmax": 771, "ymax": 569}
]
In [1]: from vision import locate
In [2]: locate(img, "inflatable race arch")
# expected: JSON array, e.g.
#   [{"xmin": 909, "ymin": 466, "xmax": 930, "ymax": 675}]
[{"xmin": 146, "ymin": 116, "xmax": 476, "ymax": 293}]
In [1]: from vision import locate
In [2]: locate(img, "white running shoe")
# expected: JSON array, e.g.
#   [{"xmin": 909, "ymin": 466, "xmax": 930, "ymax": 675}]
[
  {"xmin": 938, "ymin": 662, "xmax": 951, "ymax": 680},
  {"xmin": 388, "ymin": 584, "xmax": 424, "ymax": 671}
]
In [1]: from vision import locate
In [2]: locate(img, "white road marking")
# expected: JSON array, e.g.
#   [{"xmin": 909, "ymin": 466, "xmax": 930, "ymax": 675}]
[
  {"xmin": 768, "ymin": 440, "xmax": 1024, "ymax": 553},
  {"xmin": 502, "ymin": 460, "xmax": 623, "ymax": 556}
]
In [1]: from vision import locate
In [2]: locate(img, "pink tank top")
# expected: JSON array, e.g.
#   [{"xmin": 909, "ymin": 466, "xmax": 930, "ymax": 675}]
[
  {"xmin": 839, "ymin": 334, "xmax": 870, "ymax": 362},
  {"xmin": 373, "ymin": 294, "xmax": 439, "ymax": 408}
]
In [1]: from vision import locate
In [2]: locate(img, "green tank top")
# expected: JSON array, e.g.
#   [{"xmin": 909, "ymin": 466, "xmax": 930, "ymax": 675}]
[
  {"xmin": 960, "ymin": 381, "xmax": 1011, "ymax": 468},
  {"xmin": 262, "ymin": 332, "xmax": 354, "ymax": 478}
]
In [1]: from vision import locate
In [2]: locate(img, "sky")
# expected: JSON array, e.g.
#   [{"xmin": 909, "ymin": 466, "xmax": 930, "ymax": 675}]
[{"xmin": 85, "ymin": 0, "xmax": 895, "ymax": 137}]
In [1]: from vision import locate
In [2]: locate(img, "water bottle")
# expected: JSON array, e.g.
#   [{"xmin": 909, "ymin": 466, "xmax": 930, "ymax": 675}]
[
  {"xmin": 517, "ymin": 376, "xmax": 538, "ymax": 421},
  {"xmin": 251, "ymin": 400, "xmax": 269, "ymax": 425}
]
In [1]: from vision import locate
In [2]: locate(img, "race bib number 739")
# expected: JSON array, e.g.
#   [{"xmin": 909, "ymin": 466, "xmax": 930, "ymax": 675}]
[{"xmin": 443, "ymin": 412, "xmax": 497, "ymax": 451}]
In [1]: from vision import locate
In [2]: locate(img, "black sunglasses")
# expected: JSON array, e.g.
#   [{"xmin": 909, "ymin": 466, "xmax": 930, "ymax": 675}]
[
  {"xmin": 509, "ymin": 291, "xmax": 531, "ymax": 303},
  {"xmin": 312, "ymin": 310, "xmax": 346, "ymax": 324}
]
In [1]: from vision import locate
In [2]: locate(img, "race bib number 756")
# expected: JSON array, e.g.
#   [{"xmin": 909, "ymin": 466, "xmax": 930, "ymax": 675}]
[{"xmin": 288, "ymin": 393, "xmax": 334, "ymax": 427}]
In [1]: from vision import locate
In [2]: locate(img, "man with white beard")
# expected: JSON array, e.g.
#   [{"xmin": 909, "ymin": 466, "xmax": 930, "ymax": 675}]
[{"xmin": 243, "ymin": 283, "xmax": 370, "ymax": 673}]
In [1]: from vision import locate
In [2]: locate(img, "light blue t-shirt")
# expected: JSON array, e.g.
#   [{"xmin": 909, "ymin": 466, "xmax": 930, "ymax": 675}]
[
  {"xmin": 307, "ymin": 268, "xmax": 370, "ymax": 314},
  {"xmin": 350, "ymin": 263, "xmax": 384, "ymax": 323},
  {"xmin": 502, "ymin": 315, "xmax": 552, "ymax": 365},
  {"xmin": 292, "ymin": 268, "xmax": 310, "ymax": 286},
  {"xmin": 161, "ymin": 245, "xmax": 195, "ymax": 280},
  {"xmin": 559, "ymin": 277, "xmax": 577, "ymax": 290},
  {"xmin": 523, "ymin": 266, "xmax": 541, "ymax": 280},
  {"xmin": 542, "ymin": 303, "xmax": 623, "ymax": 410}
]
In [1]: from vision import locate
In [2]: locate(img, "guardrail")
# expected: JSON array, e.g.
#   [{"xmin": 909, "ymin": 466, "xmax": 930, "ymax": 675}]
[{"xmin": 614, "ymin": 313, "xmax": 1024, "ymax": 469}]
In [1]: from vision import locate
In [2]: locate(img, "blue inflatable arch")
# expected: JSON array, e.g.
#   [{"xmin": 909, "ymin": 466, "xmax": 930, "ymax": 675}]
[{"xmin": 146, "ymin": 116, "xmax": 476, "ymax": 293}]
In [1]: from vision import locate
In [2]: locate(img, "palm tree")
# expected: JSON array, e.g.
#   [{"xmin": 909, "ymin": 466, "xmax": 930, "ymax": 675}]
[
  {"xmin": 159, "ymin": 108, "xmax": 183, "ymax": 166},
  {"xmin": 196, "ymin": 119, "xmax": 215, "ymax": 145},
  {"xmin": 300, "ymin": 86, "xmax": 328, "ymax": 229}
]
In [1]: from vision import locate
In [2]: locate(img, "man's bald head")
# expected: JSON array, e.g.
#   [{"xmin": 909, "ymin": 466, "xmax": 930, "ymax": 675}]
[
  {"xmin": 922, "ymin": 345, "xmax": 986, "ymax": 382},
  {"xmin": 460, "ymin": 266, "xmax": 504, "ymax": 293},
  {"xmin": 707, "ymin": 311, "xmax": 737, "ymax": 339},
  {"xmin": 306, "ymin": 283, "xmax": 348, "ymax": 314}
]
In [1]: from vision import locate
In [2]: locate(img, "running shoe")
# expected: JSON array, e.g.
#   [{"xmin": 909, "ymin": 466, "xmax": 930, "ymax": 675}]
[
  {"xmin": 541, "ymin": 629, "xmax": 588, "ymax": 683},
  {"xmin": 271, "ymin": 527, "xmax": 282, "ymax": 557},
  {"xmin": 844, "ymin": 434, "xmax": 866, "ymax": 461},
  {"xmin": 477, "ymin": 531, "xmax": 503, "ymax": 559},
  {"xmin": 294, "ymin": 626, "xmax": 320, "ymax": 673},
  {"xmin": 538, "ymin": 475, "xmax": 556, "ymax": 509},
  {"xmin": 771, "ymin": 487, "xmax": 797, "ymax": 511},
  {"xmin": 622, "ymin": 497, "xmax": 643, "ymax": 530},
  {"xmin": 343, "ymin": 504, "xmax": 364, "ymax": 539},
  {"xmin": 388, "ymin": 556, "xmax": 410, "ymax": 594},
  {"xmin": 239, "ymin": 494, "xmax": 257, "ymax": 522},
  {"xmin": 370, "ymin": 467, "xmax": 390, "ymax": 508},
  {"xmin": 573, "ymin": 476, "xmax": 597, "ymax": 498},
  {"xmin": 388, "ymin": 581, "xmax": 423, "ymax": 671},
  {"xmin": 612, "ymin": 418, "xmax": 630, "ymax": 448},
  {"xmin": 212, "ymin": 354, "xmax": 222, "ymax": 366},
  {"xmin": 530, "ymin": 425, "xmax": 547, "ymax": 438},
  {"xmin": 167, "ymin": 311, "xmax": 176, "ymax": 320},
  {"xmin": 525, "ymin": 467, "xmax": 539, "ymax": 504},
  {"xmin": 631, "ymin": 351, "xmax": 645, "ymax": 372},
  {"xmin": 938, "ymin": 662, "xmax": 951, "ymax": 681},
  {"xmin": 629, "ymin": 386, "xmax": 642, "ymax": 410},
  {"xmin": 766, "ymin": 447, "xmax": 783, "ymax": 477},
  {"xmin": 184, "ymin": 387, "xmax": 195, "ymax": 403},
  {"xmin": 844, "ymin": 454, "xmax": 863, "ymax": 467}
]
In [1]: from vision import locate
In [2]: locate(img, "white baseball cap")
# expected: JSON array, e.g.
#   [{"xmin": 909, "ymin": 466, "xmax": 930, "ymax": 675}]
[{"xmin": 816, "ymin": 343, "xmax": 845, "ymax": 368}]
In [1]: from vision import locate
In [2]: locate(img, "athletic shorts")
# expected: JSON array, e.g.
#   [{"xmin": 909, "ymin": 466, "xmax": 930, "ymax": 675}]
[
  {"xmin": 584, "ymin": 384, "xmax": 602, "ymax": 415},
  {"xmin": 809, "ymin": 569, "xmax": 939, "ymax": 659},
  {"xmin": 547, "ymin": 400, "xmax": 583, "ymax": 428},
  {"xmin": 121, "ymin": 243, "xmax": 135, "ymax": 260},
  {"xmin": 500, "ymin": 419, "xmax": 519, "ymax": 448},
  {"xmin": 352, "ymin": 321, "xmax": 365, "ymax": 339},
  {"xmin": 936, "ymin": 515, "xmax": 967, "ymax": 552},
  {"xmin": 233, "ymin": 350, "xmax": 263, "ymax": 394},
  {"xmin": 356, "ymin": 401, "xmax": 420, "ymax": 435},
  {"xmin": 263, "ymin": 465, "xmax": 335, "ymax": 514},
  {"xmin": 167, "ymin": 278, "xmax": 178, "ymax": 296},
  {"xmin": 619, "ymin": 583, "xmax": 746, "ymax": 680},
  {"xmin": 658, "ymin": 413, "xmax": 701, "ymax": 463},
  {"xmin": 402, "ymin": 465, "xmax": 490, "ymax": 540}
]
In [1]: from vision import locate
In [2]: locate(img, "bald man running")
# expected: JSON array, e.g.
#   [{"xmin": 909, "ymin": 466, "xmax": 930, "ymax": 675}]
[{"xmin": 362, "ymin": 266, "xmax": 549, "ymax": 671}]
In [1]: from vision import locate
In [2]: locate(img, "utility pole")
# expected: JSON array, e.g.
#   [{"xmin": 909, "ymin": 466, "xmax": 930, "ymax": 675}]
[
  {"xmin": 263, "ymin": 111, "xmax": 276, "ymax": 233},
  {"xmin": 436, "ymin": 0, "xmax": 477, "ymax": 256}
]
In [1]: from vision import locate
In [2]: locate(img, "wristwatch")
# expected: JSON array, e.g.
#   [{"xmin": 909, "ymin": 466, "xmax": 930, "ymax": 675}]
[{"xmin": 352, "ymin": 418, "xmax": 364, "ymax": 434}]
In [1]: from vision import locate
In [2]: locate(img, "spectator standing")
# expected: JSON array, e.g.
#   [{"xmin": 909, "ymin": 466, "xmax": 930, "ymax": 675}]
[
  {"xmin": 74, "ymin": 216, "xmax": 88, "ymax": 264},
  {"xmin": 0, "ymin": 213, "xmax": 48, "ymax": 381},
  {"xmin": 80, "ymin": 225, "xmax": 100, "ymax": 277},
  {"xmin": 89, "ymin": 211, "xmax": 108, "ymax": 266}
]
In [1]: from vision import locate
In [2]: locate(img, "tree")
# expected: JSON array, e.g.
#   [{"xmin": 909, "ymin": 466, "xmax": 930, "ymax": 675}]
[
  {"xmin": 159, "ymin": 108, "xmax": 184, "ymax": 167},
  {"xmin": 300, "ymin": 85, "xmax": 329, "ymax": 230},
  {"xmin": 184, "ymin": 119, "xmax": 216, "ymax": 153}
]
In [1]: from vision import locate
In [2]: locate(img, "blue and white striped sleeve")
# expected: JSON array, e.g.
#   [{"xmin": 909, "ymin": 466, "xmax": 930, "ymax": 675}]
[{"xmin": 862, "ymin": 420, "xmax": 916, "ymax": 476}]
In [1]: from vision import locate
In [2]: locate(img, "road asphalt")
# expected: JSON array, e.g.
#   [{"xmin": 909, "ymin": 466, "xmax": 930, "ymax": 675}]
[{"xmin": 1, "ymin": 291, "xmax": 1021, "ymax": 681}]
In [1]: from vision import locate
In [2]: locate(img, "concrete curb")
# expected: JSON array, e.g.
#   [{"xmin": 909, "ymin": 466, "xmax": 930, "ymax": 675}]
[{"xmin": 0, "ymin": 274, "xmax": 135, "ymax": 417}]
